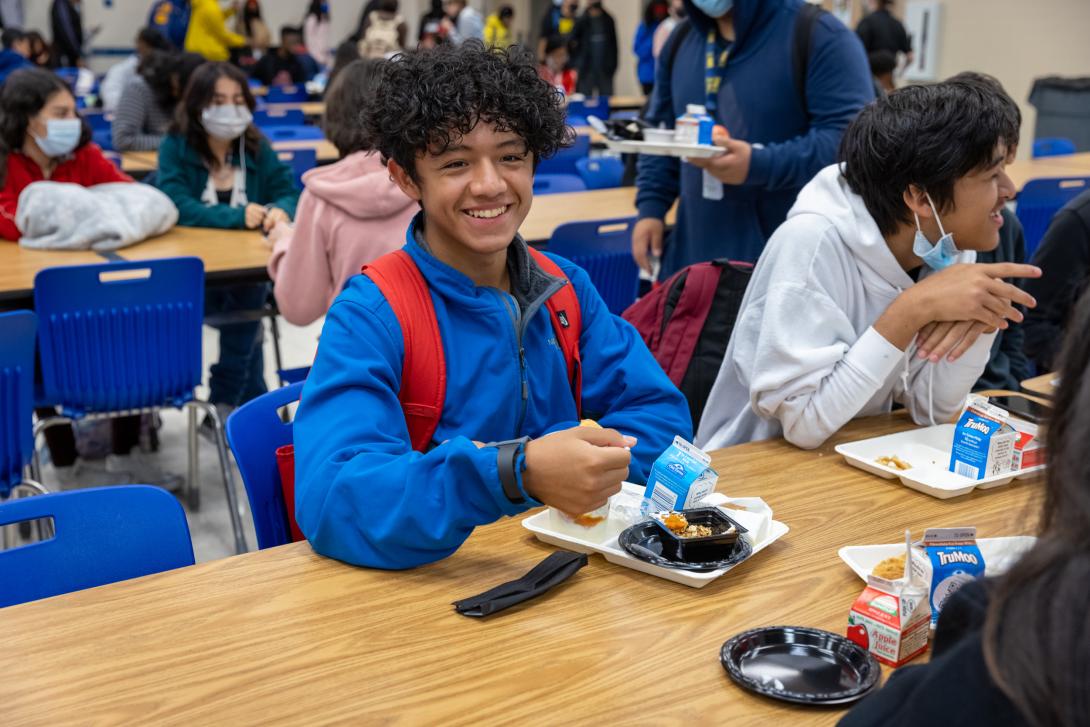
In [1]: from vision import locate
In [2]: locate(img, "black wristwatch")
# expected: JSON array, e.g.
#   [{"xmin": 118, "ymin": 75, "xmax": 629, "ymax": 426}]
[{"xmin": 491, "ymin": 437, "xmax": 530, "ymax": 505}]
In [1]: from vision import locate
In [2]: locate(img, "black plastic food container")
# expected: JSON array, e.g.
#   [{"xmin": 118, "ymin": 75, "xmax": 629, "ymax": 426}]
[{"xmin": 651, "ymin": 508, "xmax": 747, "ymax": 563}]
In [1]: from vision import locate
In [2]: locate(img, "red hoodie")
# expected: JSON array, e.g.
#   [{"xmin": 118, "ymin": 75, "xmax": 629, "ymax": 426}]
[{"xmin": 0, "ymin": 144, "xmax": 132, "ymax": 241}]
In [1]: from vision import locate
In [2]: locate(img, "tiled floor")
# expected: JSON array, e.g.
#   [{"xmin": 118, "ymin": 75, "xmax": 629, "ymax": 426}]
[{"xmin": 34, "ymin": 316, "xmax": 324, "ymax": 563}]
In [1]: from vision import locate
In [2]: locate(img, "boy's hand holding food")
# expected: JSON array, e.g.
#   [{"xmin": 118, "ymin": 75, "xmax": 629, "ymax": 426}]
[
  {"xmin": 686, "ymin": 124, "xmax": 752, "ymax": 185},
  {"xmin": 523, "ymin": 425, "xmax": 635, "ymax": 516}
]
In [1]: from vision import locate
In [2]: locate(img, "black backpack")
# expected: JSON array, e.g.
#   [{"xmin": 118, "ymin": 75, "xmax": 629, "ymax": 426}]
[{"xmin": 663, "ymin": 3, "xmax": 827, "ymax": 119}]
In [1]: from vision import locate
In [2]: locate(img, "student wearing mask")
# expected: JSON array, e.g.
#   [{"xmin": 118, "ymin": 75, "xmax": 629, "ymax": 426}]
[
  {"xmin": 696, "ymin": 79, "xmax": 1041, "ymax": 451},
  {"xmin": 267, "ymin": 59, "xmax": 416, "ymax": 326},
  {"xmin": 0, "ymin": 67, "xmax": 131, "ymax": 241},
  {"xmin": 100, "ymin": 26, "xmax": 172, "ymax": 112},
  {"xmin": 157, "ymin": 62, "xmax": 299, "ymax": 413},
  {"xmin": 0, "ymin": 67, "xmax": 139, "ymax": 465},
  {"xmin": 0, "ymin": 27, "xmax": 30, "ymax": 85},
  {"xmin": 634, "ymin": 0, "xmax": 874, "ymax": 278},
  {"xmin": 112, "ymin": 50, "xmax": 204, "ymax": 152},
  {"xmin": 841, "ymin": 291, "xmax": 1090, "ymax": 727}
]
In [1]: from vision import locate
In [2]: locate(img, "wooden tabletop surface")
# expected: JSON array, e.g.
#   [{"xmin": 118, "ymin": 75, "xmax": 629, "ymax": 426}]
[
  {"xmin": 1021, "ymin": 372, "xmax": 1057, "ymax": 397},
  {"xmin": 0, "ymin": 413, "xmax": 1044, "ymax": 725}
]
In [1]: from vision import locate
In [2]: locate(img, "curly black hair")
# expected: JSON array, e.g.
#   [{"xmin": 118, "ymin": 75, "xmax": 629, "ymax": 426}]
[
  {"xmin": 363, "ymin": 41, "xmax": 573, "ymax": 181},
  {"xmin": 839, "ymin": 76, "xmax": 1020, "ymax": 236}
]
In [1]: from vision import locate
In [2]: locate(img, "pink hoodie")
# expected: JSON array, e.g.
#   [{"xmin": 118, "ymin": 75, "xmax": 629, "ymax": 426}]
[{"xmin": 267, "ymin": 151, "xmax": 418, "ymax": 325}]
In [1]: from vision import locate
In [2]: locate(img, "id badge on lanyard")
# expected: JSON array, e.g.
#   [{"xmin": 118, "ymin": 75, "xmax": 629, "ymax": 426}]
[{"xmin": 703, "ymin": 31, "xmax": 730, "ymax": 201}]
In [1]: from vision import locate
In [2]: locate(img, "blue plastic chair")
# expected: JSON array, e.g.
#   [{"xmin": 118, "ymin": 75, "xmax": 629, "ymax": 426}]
[
  {"xmin": 265, "ymin": 84, "xmax": 309, "ymax": 103},
  {"xmin": 538, "ymin": 134, "xmax": 591, "ymax": 175},
  {"xmin": 33, "ymin": 258, "xmax": 248, "ymax": 553},
  {"xmin": 1016, "ymin": 177, "xmax": 1090, "ymax": 259},
  {"xmin": 567, "ymin": 96, "xmax": 610, "ymax": 121},
  {"xmin": 54, "ymin": 67, "xmax": 80, "ymax": 89},
  {"xmin": 254, "ymin": 109, "xmax": 306, "ymax": 127},
  {"xmin": 226, "ymin": 381, "xmax": 303, "ymax": 550},
  {"xmin": 92, "ymin": 128, "xmax": 114, "ymax": 151},
  {"xmin": 576, "ymin": 157, "xmax": 625, "ymax": 189},
  {"xmin": 0, "ymin": 311, "xmax": 46, "ymax": 500},
  {"xmin": 82, "ymin": 112, "xmax": 112, "ymax": 131},
  {"xmin": 262, "ymin": 125, "xmax": 325, "ymax": 142},
  {"xmin": 0, "ymin": 486, "xmax": 194, "ymax": 608},
  {"xmin": 1032, "ymin": 137, "xmax": 1076, "ymax": 158},
  {"xmin": 534, "ymin": 173, "xmax": 587, "ymax": 195},
  {"xmin": 548, "ymin": 217, "xmax": 640, "ymax": 315},
  {"xmin": 277, "ymin": 148, "xmax": 318, "ymax": 189}
]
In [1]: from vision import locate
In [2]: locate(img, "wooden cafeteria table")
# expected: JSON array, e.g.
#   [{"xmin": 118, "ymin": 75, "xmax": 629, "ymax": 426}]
[
  {"xmin": 1006, "ymin": 151, "xmax": 1090, "ymax": 190},
  {"xmin": 0, "ymin": 413, "xmax": 1043, "ymax": 725},
  {"xmin": 1021, "ymin": 372, "xmax": 1057, "ymax": 398}
]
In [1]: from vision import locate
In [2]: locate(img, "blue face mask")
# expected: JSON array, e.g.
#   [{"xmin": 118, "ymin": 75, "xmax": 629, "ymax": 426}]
[
  {"xmin": 691, "ymin": 0, "xmax": 734, "ymax": 18},
  {"xmin": 912, "ymin": 193, "xmax": 959, "ymax": 270},
  {"xmin": 33, "ymin": 118, "xmax": 82, "ymax": 158}
]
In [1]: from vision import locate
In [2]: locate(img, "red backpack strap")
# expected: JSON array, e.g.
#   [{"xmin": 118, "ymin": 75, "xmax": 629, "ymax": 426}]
[
  {"xmin": 361, "ymin": 250, "xmax": 445, "ymax": 452},
  {"xmin": 527, "ymin": 247, "xmax": 583, "ymax": 417}
]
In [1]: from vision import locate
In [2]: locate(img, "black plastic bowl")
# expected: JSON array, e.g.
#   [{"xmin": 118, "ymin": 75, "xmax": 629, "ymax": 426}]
[{"xmin": 652, "ymin": 508, "xmax": 746, "ymax": 563}]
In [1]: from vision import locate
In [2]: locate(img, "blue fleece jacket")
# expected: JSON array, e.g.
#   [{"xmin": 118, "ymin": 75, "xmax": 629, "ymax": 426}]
[
  {"xmin": 636, "ymin": 0, "xmax": 873, "ymax": 276},
  {"xmin": 633, "ymin": 22, "xmax": 657, "ymax": 86},
  {"xmin": 293, "ymin": 218, "xmax": 691, "ymax": 569}
]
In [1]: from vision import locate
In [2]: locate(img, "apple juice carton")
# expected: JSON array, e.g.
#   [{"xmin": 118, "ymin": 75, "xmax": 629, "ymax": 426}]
[
  {"xmin": 949, "ymin": 398, "xmax": 1017, "ymax": 480},
  {"xmin": 640, "ymin": 436, "xmax": 719, "ymax": 515},
  {"xmin": 1008, "ymin": 416, "xmax": 1045, "ymax": 471},
  {"xmin": 847, "ymin": 575, "xmax": 930, "ymax": 667},
  {"xmin": 909, "ymin": 527, "xmax": 986, "ymax": 626}
]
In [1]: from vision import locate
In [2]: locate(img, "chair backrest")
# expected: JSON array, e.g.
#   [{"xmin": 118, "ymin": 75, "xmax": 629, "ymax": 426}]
[
  {"xmin": 0, "ymin": 311, "xmax": 37, "ymax": 498},
  {"xmin": 548, "ymin": 217, "xmax": 640, "ymax": 315},
  {"xmin": 265, "ymin": 84, "xmax": 308, "ymax": 103},
  {"xmin": 537, "ymin": 134, "xmax": 591, "ymax": 175},
  {"xmin": 92, "ymin": 128, "xmax": 114, "ymax": 151},
  {"xmin": 34, "ymin": 257, "xmax": 205, "ymax": 416},
  {"xmin": 575, "ymin": 156, "xmax": 624, "ymax": 190},
  {"xmin": 255, "ymin": 109, "xmax": 306, "ymax": 127},
  {"xmin": 1032, "ymin": 137, "xmax": 1076, "ymax": 158},
  {"xmin": 55, "ymin": 67, "xmax": 80, "ymax": 88},
  {"xmin": 1016, "ymin": 177, "xmax": 1090, "ymax": 259},
  {"xmin": 82, "ymin": 112, "xmax": 112, "ymax": 131},
  {"xmin": 567, "ymin": 96, "xmax": 610, "ymax": 120},
  {"xmin": 278, "ymin": 148, "xmax": 318, "ymax": 189},
  {"xmin": 0, "ymin": 486, "xmax": 195, "ymax": 608},
  {"xmin": 533, "ymin": 173, "xmax": 587, "ymax": 195},
  {"xmin": 226, "ymin": 381, "xmax": 304, "ymax": 549},
  {"xmin": 262, "ymin": 125, "xmax": 325, "ymax": 142}
]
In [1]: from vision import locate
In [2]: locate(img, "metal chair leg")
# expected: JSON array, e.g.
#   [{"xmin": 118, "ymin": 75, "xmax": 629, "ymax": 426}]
[
  {"xmin": 186, "ymin": 405, "xmax": 200, "ymax": 510},
  {"xmin": 189, "ymin": 400, "xmax": 248, "ymax": 554},
  {"xmin": 10, "ymin": 480, "xmax": 53, "ymax": 542},
  {"xmin": 31, "ymin": 415, "xmax": 74, "ymax": 488}
]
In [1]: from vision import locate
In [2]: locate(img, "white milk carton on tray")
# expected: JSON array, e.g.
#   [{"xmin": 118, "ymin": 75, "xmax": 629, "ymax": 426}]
[
  {"xmin": 949, "ymin": 398, "xmax": 1017, "ymax": 480},
  {"xmin": 641, "ymin": 436, "xmax": 719, "ymax": 513}
]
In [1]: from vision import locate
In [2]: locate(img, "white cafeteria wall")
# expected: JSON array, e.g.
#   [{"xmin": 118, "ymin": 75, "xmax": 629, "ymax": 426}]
[{"xmin": 24, "ymin": 1, "xmax": 1090, "ymax": 156}]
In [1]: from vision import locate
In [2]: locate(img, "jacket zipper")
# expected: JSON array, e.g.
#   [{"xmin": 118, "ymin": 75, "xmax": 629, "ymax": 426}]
[{"xmin": 495, "ymin": 290, "xmax": 530, "ymax": 435}]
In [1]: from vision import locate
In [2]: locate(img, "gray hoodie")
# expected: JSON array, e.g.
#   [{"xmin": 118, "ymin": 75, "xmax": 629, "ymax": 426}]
[{"xmin": 696, "ymin": 164, "xmax": 996, "ymax": 450}]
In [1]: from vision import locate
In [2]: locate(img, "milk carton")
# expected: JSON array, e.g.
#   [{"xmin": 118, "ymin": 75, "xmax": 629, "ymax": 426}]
[
  {"xmin": 909, "ymin": 527, "xmax": 986, "ymax": 626},
  {"xmin": 949, "ymin": 398, "xmax": 1017, "ymax": 479},
  {"xmin": 641, "ymin": 436, "xmax": 719, "ymax": 514},
  {"xmin": 847, "ymin": 576, "xmax": 930, "ymax": 667}
]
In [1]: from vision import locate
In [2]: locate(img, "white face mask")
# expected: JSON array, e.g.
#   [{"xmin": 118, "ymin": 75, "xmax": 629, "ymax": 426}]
[
  {"xmin": 33, "ymin": 118, "xmax": 82, "ymax": 158},
  {"xmin": 200, "ymin": 104, "xmax": 252, "ymax": 142}
]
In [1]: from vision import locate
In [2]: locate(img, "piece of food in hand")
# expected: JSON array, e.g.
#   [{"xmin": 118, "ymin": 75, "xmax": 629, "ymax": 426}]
[
  {"xmin": 872, "ymin": 553, "xmax": 907, "ymax": 580},
  {"xmin": 712, "ymin": 124, "xmax": 731, "ymax": 143},
  {"xmin": 579, "ymin": 419, "xmax": 602, "ymax": 428},
  {"xmin": 876, "ymin": 455, "xmax": 912, "ymax": 470}
]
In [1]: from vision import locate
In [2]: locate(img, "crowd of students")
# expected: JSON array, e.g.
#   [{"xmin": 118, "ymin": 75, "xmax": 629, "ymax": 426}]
[{"xmin": 1, "ymin": 3, "xmax": 1088, "ymax": 721}]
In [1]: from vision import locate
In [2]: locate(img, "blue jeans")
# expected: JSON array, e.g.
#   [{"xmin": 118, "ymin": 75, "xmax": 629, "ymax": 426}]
[{"xmin": 205, "ymin": 284, "xmax": 269, "ymax": 407}]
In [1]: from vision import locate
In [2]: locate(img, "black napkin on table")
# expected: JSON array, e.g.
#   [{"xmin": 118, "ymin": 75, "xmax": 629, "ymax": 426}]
[{"xmin": 452, "ymin": 551, "xmax": 588, "ymax": 617}]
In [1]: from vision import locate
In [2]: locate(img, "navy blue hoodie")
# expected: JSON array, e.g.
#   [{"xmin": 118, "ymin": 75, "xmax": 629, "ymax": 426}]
[
  {"xmin": 0, "ymin": 49, "xmax": 29, "ymax": 85},
  {"xmin": 636, "ymin": 0, "xmax": 873, "ymax": 276}
]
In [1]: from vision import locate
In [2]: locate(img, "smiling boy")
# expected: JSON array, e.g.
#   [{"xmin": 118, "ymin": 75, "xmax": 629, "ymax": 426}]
[
  {"xmin": 292, "ymin": 42, "xmax": 690, "ymax": 569},
  {"xmin": 697, "ymin": 78, "xmax": 1042, "ymax": 450}
]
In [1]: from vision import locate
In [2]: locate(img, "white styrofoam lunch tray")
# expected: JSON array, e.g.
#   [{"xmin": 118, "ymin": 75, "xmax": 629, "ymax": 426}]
[
  {"xmin": 834, "ymin": 423, "xmax": 1045, "ymax": 499},
  {"xmin": 522, "ymin": 486, "xmax": 788, "ymax": 589},
  {"xmin": 602, "ymin": 138, "xmax": 725, "ymax": 159},
  {"xmin": 838, "ymin": 536, "xmax": 1037, "ymax": 581}
]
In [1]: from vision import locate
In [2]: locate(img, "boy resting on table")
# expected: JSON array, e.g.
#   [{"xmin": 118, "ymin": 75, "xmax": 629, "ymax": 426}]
[
  {"xmin": 697, "ymin": 75, "xmax": 1042, "ymax": 450},
  {"xmin": 292, "ymin": 41, "xmax": 691, "ymax": 569}
]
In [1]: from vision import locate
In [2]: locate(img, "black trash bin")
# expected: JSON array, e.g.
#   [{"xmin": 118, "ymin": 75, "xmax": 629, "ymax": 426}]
[{"xmin": 1028, "ymin": 76, "xmax": 1090, "ymax": 152}]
